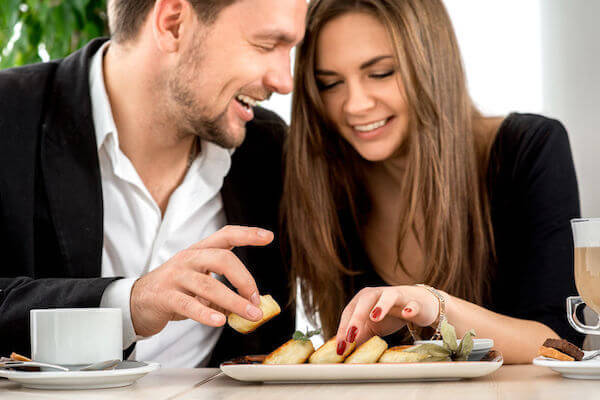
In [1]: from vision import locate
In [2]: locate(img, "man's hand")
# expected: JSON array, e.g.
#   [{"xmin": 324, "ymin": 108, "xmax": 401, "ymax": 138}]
[{"xmin": 130, "ymin": 225, "xmax": 274, "ymax": 337}]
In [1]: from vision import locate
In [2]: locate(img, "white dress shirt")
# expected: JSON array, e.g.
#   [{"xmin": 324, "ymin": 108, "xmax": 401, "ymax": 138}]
[{"xmin": 90, "ymin": 42, "xmax": 231, "ymax": 367}]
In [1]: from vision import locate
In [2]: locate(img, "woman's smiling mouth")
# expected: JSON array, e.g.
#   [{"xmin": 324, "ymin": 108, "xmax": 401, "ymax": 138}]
[{"xmin": 351, "ymin": 117, "xmax": 393, "ymax": 139}]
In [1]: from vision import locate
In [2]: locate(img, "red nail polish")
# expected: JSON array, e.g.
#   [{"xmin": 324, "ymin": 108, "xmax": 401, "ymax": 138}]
[
  {"xmin": 404, "ymin": 307, "xmax": 412, "ymax": 313},
  {"xmin": 346, "ymin": 326, "xmax": 358, "ymax": 343},
  {"xmin": 371, "ymin": 307, "xmax": 382, "ymax": 320},
  {"xmin": 337, "ymin": 341, "xmax": 347, "ymax": 355}
]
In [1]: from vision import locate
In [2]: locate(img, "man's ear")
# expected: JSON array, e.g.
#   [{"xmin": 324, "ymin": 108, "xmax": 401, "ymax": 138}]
[{"xmin": 151, "ymin": 0, "xmax": 191, "ymax": 53}]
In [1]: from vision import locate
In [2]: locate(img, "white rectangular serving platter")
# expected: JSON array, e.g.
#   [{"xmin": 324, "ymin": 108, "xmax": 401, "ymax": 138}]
[{"xmin": 220, "ymin": 351, "xmax": 502, "ymax": 383}]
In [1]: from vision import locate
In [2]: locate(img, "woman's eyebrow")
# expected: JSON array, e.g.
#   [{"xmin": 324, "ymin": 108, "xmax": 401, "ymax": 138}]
[
  {"xmin": 359, "ymin": 55, "xmax": 394, "ymax": 69},
  {"xmin": 315, "ymin": 55, "xmax": 394, "ymax": 76}
]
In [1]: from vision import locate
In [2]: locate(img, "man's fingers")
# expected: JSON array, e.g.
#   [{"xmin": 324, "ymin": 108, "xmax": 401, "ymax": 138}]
[
  {"xmin": 196, "ymin": 297, "xmax": 227, "ymax": 315},
  {"xmin": 167, "ymin": 292, "xmax": 226, "ymax": 327},
  {"xmin": 176, "ymin": 271, "xmax": 263, "ymax": 321},
  {"xmin": 180, "ymin": 248, "xmax": 260, "ymax": 303},
  {"xmin": 190, "ymin": 225, "xmax": 274, "ymax": 250}
]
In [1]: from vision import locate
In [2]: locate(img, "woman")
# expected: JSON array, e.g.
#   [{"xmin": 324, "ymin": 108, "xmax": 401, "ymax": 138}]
[{"xmin": 283, "ymin": 0, "xmax": 582, "ymax": 364}]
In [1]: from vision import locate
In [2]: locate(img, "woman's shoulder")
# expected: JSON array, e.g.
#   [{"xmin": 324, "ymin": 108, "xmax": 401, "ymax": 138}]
[
  {"xmin": 489, "ymin": 112, "xmax": 572, "ymax": 174},
  {"xmin": 493, "ymin": 113, "xmax": 570, "ymax": 157}
]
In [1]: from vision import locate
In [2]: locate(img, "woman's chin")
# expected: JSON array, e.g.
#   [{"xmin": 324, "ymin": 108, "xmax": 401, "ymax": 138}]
[{"xmin": 353, "ymin": 145, "xmax": 396, "ymax": 163}]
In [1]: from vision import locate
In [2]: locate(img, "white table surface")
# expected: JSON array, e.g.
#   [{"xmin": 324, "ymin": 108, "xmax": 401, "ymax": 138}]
[{"xmin": 1, "ymin": 365, "xmax": 597, "ymax": 400}]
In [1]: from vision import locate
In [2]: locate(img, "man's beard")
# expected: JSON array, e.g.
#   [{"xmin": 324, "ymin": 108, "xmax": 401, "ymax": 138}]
[
  {"xmin": 168, "ymin": 75, "xmax": 244, "ymax": 149},
  {"xmin": 166, "ymin": 32, "xmax": 245, "ymax": 149}
]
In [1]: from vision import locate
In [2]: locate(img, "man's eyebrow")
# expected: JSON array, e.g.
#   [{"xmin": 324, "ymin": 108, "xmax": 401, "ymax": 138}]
[
  {"xmin": 253, "ymin": 29, "xmax": 297, "ymax": 44},
  {"xmin": 316, "ymin": 55, "xmax": 394, "ymax": 76}
]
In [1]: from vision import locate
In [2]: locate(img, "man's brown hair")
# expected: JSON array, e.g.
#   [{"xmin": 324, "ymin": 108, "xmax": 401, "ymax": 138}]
[{"xmin": 108, "ymin": 0, "xmax": 237, "ymax": 43}]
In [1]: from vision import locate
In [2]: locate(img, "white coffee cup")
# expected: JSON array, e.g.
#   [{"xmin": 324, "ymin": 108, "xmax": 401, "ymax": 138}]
[{"xmin": 30, "ymin": 308, "xmax": 122, "ymax": 366}]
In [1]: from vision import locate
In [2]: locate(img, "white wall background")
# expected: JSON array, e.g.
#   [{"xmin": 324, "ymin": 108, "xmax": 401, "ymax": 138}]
[
  {"xmin": 262, "ymin": 1, "xmax": 600, "ymax": 338},
  {"xmin": 541, "ymin": 0, "xmax": 600, "ymax": 219}
]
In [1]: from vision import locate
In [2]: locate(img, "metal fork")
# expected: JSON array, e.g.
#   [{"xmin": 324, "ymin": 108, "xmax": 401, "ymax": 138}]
[
  {"xmin": 582, "ymin": 350, "xmax": 600, "ymax": 361},
  {"xmin": 0, "ymin": 359, "xmax": 120, "ymax": 372},
  {"xmin": 0, "ymin": 361, "xmax": 70, "ymax": 371}
]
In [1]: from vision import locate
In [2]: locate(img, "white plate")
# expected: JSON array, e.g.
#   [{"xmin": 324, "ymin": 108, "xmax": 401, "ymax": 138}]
[
  {"xmin": 414, "ymin": 339, "xmax": 494, "ymax": 361},
  {"xmin": 0, "ymin": 361, "xmax": 160, "ymax": 389},
  {"xmin": 533, "ymin": 351, "xmax": 600, "ymax": 380},
  {"xmin": 220, "ymin": 351, "xmax": 503, "ymax": 383}
]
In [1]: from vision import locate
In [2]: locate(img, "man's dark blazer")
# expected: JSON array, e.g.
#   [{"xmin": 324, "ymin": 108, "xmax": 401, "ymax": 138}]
[{"xmin": 0, "ymin": 38, "xmax": 294, "ymax": 366}]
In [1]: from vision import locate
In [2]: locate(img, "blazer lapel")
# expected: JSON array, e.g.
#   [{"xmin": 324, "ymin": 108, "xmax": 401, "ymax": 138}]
[{"xmin": 41, "ymin": 38, "xmax": 108, "ymax": 278}]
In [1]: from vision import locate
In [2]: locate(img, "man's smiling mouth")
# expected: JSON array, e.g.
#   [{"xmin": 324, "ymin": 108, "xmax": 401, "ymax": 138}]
[{"xmin": 236, "ymin": 94, "xmax": 260, "ymax": 110}]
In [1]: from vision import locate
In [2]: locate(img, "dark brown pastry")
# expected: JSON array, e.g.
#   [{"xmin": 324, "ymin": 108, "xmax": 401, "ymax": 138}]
[{"xmin": 542, "ymin": 338, "xmax": 584, "ymax": 361}]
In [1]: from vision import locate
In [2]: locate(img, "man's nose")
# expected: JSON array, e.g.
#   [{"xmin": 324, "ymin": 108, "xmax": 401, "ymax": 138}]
[{"xmin": 264, "ymin": 52, "xmax": 294, "ymax": 95}]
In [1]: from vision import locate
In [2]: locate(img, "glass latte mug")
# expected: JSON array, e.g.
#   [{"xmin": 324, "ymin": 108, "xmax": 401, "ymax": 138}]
[{"xmin": 568, "ymin": 218, "xmax": 600, "ymax": 334}]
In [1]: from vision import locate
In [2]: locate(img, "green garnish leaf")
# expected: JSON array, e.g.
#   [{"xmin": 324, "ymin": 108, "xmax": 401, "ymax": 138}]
[
  {"xmin": 441, "ymin": 320, "xmax": 458, "ymax": 352},
  {"xmin": 405, "ymin": 321, "xmax": 477, "ymax": 362},
  {"xmin": 405, "ymin": 344, "xmax": 452, "ymax": 358},
  {"xmin": 292, "ymin": 328, "xmax": 322, "ymax": 342},
  {"xmin": 456, "ymin": 329, "xmax": 476, "ymax": 361}
]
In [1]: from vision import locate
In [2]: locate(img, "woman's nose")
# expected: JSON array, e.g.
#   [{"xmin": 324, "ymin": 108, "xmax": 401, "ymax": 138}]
[{"xmin": 343, "ymin": 81, "xmax": 376, "ymax": 115}]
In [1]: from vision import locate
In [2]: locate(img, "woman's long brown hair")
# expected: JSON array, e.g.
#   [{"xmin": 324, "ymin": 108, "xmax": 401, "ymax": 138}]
[{"xmin": 283, "ymin": 0, "xmax": 496, "ymax": 338}]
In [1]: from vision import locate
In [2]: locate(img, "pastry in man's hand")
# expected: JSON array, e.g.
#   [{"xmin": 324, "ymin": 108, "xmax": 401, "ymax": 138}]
[
  {"xmin": 344, "ymin": 336, "xmax": 388, "ymax": 364},
  {"xmin": 263, "ymin": 339, "xmax": 315, "ymax": 364},
  {"xmin": 378, "ymin": 346, "xmax": 429, "ymax": 363},
  {"xmin": 309, "ymin": 337, "xmax": 355, "ymax": 364},
  {"xmin": 227, "ymin": 294, "xmax": 281, "ymax": 334}
]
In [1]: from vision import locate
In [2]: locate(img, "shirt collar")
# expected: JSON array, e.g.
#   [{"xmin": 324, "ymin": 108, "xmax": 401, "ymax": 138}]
[{"xmin": 89, "ymin": 41, "xmax": 118, "ymax": 152}]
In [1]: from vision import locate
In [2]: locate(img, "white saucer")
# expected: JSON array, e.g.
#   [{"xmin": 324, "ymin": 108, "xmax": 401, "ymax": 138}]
[
  {"xmin": 414, "ymin": 338, "xmax": 494, "ymax": 361},
  {"xmin": 0, "ymin": 361, "xmax": 160, "ymax": 389},
  {"xmin": 533, "ymin": 351, "xmax": 600, "ymax": 380}
]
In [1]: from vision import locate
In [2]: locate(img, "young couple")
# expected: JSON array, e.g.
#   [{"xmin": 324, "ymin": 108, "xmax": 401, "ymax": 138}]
[{"xmin": 0, "ymin": 0, "xmax": 580, "ymax": 367}]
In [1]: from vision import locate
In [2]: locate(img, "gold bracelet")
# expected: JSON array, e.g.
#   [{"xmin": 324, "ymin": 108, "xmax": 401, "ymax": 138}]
[{"xmin": 406, "ymin": 283, "xmax": 447, "ymax": 341}]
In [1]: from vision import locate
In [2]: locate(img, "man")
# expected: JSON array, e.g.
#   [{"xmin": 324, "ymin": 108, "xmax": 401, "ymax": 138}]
[{"xmin": 0, "ymin": 0, "xmax": 307, "ymax": 367}]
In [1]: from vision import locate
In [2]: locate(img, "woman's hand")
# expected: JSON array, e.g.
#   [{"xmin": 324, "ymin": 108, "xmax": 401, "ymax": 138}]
[{"xmin": 335, "ymin": 286, "xmax": 446, "ymax": 355}]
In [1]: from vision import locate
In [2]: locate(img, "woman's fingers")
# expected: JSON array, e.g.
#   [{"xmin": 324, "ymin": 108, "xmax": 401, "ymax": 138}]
[
  {"xmin": 341, "ymin": 289, "xmax": 384, "ymax": 348},
  {"xmin": 369, "ymin": 289, "xmax": 402, "ymax": 322},
  {"xmin": 400, "ymin": 300, "xmax": 421, "ymax": 322},
  {"xmin": 335, "ymin": 299, "xmax": 359, "ymax": 354},
  {"xmin": 334, "ymin": 286, "xmax": 444, "ymax": 357}
]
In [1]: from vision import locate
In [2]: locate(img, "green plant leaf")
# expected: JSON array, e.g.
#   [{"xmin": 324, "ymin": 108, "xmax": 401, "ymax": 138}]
[
  {"xmin": 440, "ymin": 319, "xmax": 458, "ymax": 351},
  {"xmin": 456, "ymin": 329, "xmax": 476, "ymax": 361},
  {"xmin": 1, "ymin": 0, "xmax": 107, "ymax": 68},
  {"xmin": 405, "ymin": 344, "xmax": 451, "ymax": 358},
  {"xmin": 292, "ymin": 328, "xmax": 322, "ymax": 342}
]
